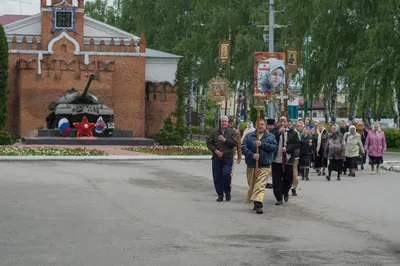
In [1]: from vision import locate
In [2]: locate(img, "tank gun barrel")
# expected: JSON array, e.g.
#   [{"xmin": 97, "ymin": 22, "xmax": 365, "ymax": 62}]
[{"xmin": 81, "ymin": 73, "xmax": 95, "ymax": 98}]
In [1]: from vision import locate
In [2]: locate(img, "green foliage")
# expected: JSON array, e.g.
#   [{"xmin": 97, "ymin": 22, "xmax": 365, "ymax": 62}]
[
  {"xmin": 152, "ymin": 115, "xmax": 185, "ymax": 146},
  {"xmin": 205, "ymin": 111, "xmax": 216, "ymax": 128},
  {"xmin": 239, "ymin": 122, "xmax": 248, "ymax": 131},
  {"xmin": 172, "ymin": 59, "xmax": 187, "ymax": 133},
  {"xmin": 83, "ymin": 0, "xmax": 400, "ymax": 125},
  {"xmin": 184, "ymin": 140, "xmax": 206, "ymax": 147},
  {"xmin": 191, "ymin": 125, "xmax": 213, "ymax": 135},
  {"xmin": 382, "ymin": 129, "xmax": 400, "ymax": 149},
  {"xmin": 0, "ymin": 25, "xmax": 9, "ymax": 129},
  {"xmin": 0, "ymin": 130, "xmax": 18, "ymax": 145},
  {"xmin": 84, "ymin": 0, "xmax": 117, "ymax": 24},
  {"xmin": 152, "ymin": 130, "xmax": 184, "ymax": 146}
]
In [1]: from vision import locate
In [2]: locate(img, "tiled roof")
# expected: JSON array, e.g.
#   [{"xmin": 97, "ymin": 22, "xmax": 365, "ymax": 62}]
[{"xmin": 0, "ymin": 15, "xmax": 31, "ymax": 25}]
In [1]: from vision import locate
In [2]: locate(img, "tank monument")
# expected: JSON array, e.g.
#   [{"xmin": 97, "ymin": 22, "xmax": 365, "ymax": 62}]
[{"xmin": 22, "ymin": 74, "xmax": 154, "ymax": 146}]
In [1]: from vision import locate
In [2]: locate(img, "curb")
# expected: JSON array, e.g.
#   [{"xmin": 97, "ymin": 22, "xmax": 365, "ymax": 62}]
[
  {"xmin": 0, "ymin": 155, "xmax": 212, "ymax": 161},
  {"xmin": 381, "ymin": 161, "xmax": 400, "ymax": 172}
]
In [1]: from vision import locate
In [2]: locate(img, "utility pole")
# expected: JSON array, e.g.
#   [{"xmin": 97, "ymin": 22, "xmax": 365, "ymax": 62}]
[
  {"xmin": 268, "ymin": 0, "xmax": 275, "ymax": 53},
  {"xmin": 304, "ymin": 31, "xmax": 309, "ymax": 118},
  {"xmin": 267, "ymin": 0, "xmax": 275, "ymax": 119},
  {"xmin": 256, "ymin": 0, "xmax": 289, "ymax": 119}
]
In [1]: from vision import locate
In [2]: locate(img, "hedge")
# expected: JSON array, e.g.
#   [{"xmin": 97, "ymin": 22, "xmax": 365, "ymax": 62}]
[{"xmin": 382, "ymin": 129, "xmax": 400, "ymax": 149}]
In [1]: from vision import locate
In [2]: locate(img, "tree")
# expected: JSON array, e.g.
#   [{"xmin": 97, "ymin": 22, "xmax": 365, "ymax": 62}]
[{"xmin": 0, "ymin": 25, "xmax": 9, "ymax": 129}]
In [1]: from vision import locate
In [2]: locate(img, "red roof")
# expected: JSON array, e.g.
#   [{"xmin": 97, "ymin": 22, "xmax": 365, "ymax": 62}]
[{"xmin": 0, "ymin": 15, "xmax": 31, "ymax": 25}]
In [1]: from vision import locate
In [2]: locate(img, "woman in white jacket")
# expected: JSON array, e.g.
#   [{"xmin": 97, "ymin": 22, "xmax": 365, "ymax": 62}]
[
  {"xmin": 343, "ymin": 125, "xmax": 365, "ymax": 177},
  {"xmin": 241, "ymin": 121, "xmax": 255, "ymax": 142}
]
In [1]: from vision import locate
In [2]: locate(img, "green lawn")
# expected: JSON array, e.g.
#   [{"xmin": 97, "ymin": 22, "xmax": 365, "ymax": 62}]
[{"xmin": 387, "ymin": 148, "xmax": 400, "ymax": 153}]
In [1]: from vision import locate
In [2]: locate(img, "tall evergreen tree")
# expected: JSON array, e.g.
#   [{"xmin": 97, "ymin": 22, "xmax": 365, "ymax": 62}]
[{"xmin": 0, "ymin": 25, "xmax": 9, "ymax": 129}]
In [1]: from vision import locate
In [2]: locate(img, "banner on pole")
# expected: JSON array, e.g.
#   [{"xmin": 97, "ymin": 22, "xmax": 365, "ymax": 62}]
[{"xmin": 254, "ymin": 52, "xmax": 286, "ymax": 100}]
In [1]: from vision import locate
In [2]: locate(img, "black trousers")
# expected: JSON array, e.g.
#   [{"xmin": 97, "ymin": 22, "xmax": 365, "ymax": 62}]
[{"xmin": 272, "ymin": 163, "xmax": 294, "ymax": 202}]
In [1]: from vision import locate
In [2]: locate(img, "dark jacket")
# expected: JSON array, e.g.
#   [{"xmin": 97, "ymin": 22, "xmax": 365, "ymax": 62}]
[
  {"xmin": 241, "ymin": 131, "xmax": 278, "ymax": 168},
  {"xmin": 271, "ymin": 127, "xmax": 301, "ymax": 165},
  {"xmin": 206, "ymin": 127, "xmax": 238, "ymax": 160},
  {"xmin": 299, "ymin": 134, "xmax": 313, "ymax": 157}
]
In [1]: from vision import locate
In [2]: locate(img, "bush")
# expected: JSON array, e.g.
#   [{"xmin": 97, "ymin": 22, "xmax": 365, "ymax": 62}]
[
  {"xmin": 191, "ymin": 125, "xmax": 214, "ymax": 135},
  {"xmin": 0, "ymin": 130, "xmax": 18, "ymax": 145},
  {"xmin": 153, "ymin": 130, "xmax": 184, "ymax": 146},
  {"xmin": 152, "ymin": 115, "xmax": 185, "ymax": 146},
  {"xmin": 382, "ymin": 128, "xmax": 400, "ymax": 148}
]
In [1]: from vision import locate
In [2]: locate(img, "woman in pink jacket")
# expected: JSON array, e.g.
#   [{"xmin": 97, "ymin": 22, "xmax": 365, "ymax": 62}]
[{"xmin": 364, "ymin": 123, "xmax": 387, "ymax": 174}]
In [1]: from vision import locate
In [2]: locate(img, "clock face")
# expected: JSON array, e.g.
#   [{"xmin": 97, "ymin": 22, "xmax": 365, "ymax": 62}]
[
  {"xmin": 56, "ymin": 11, "xmax": 72, "ymax": 28},
  {"xmin": 50, "ymin": 6, "xmax": 77, "ymax": 33}
]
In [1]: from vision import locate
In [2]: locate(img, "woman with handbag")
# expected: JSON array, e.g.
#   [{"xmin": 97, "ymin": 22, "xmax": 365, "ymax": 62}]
[{"xmin": 343, "ymin": 125, "xmax": 365, "ymax": 177}]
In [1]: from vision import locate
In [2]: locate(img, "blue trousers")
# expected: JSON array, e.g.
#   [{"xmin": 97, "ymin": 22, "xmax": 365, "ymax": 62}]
[{"xmin": 212, "ymin": 158, "xmax": 233, "ymax": 197}]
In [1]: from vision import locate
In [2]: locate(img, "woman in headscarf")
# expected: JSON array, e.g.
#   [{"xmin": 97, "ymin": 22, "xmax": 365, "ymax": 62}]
[
  {"xmin": 356, "ymin": 122, "xmax": 368, "ymax": 170},
  {"xmin": 312, "ymin": 123, "xmax": 328, "ymax": 176},
  {"xmin": 324, "ymin": 124, "xmax": 345, "ymax": 181},
  {"xmin": 241, "ymin": 121, "xmax": 255, "ymax": 142},
  {"xmin": 364, "ymin": 122, "xmax": 386, "ymax": 174},
  {"xmin": 343, "ymin": 125, "xmax": 365, "ymax": 177},
  {"xmin": 299, "ymin": 126, "xmax": 313, "ymax": 181}
]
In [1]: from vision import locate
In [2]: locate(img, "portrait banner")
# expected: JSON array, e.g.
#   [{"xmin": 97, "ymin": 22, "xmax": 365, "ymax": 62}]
[{"xmin": 254, "ymin": 52, "xmax": 286, "ymax": 100}]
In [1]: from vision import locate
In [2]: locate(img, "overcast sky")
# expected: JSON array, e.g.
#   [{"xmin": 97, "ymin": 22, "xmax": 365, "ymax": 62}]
[{"xmin": 0, "ymin": 0, "xmax": 113, "ymax": 16}]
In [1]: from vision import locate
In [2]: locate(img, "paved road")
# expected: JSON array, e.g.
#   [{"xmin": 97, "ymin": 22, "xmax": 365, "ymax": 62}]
[{"xmin": 1, "ymin": 153, "xmax": 400, "ymax": 265}]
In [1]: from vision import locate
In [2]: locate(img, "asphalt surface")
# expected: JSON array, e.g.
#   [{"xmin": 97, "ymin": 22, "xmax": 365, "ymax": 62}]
[{"xmin": 1, "ymin": 153, "xmax": 400, "ymax": 266}]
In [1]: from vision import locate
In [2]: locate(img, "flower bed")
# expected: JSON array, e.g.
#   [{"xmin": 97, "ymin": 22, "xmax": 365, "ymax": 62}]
[
  {"xmin": 123, "ymin": 145, "xmax": 211, "ymax": 156},
  {"xmin": 0, "ymin": 146, "xmax": 107, "ymax": 156}
]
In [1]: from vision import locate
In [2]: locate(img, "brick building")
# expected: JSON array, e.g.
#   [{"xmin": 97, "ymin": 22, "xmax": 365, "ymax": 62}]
[{"xmin": 0, "ymin": 0, "xmax": 181, "ymax": 138}]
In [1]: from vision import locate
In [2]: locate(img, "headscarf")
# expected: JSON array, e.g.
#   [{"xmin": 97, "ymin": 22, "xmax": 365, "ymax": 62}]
[
  {"xmin": 241, "ymin": 121, "xmax": 255, "ymax": 141},
  {"xmin": 356, "ymin": 122, "xmax": 365, "ymax": 137},
  {"xmin": 316, "ymin": 125, "xmax": 326, "ymax": 153},
  {"xmin": 347, "ymin": 125, "xmax": 356, "ymax": 141},
  {"xmin": 330, "ymin": 124, "xmax": 340, "ymax": 140},
  {"xmin": 261, "ymin": 58, "xmax": 285, "ymax": 92}
]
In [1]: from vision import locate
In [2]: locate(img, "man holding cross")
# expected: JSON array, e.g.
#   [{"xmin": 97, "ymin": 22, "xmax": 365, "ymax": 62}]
[
  {"xmin": 206, "ymin": 115, "xmax": 238, "ymax": 202},
  {"xmin": 271, "ymin": 116, "xmax": 301, "ymax": 205},
  {"xmin": 242, "ymin": 119, "xmax": 278, "ymax": 214}
]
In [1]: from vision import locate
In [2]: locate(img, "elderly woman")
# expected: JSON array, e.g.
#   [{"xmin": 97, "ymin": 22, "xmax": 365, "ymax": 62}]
[
  {"xmin": 356, "ymin": 122, "xmax": 368, "ymax": 170},
  {"xmin": 241, "ymin": 121, "xmax": 255, "ymax": 142},
  {"xmin": 312, "ymin": 123, "xmax": 328, "ymax": 176},
  {"xmin": 365, "ymin": 122, "xmax": 386, "ymax": 174},
  {"xmin": 299, "ymin": 126, "xmax": 313, "ymax": 181},
  {"xmin": 344, "ymin": 125, "xmax": 365, "ymax": 177},
  {"xmin": 324, "ymin": 124, "xmax": 345, "ymax": 181}
]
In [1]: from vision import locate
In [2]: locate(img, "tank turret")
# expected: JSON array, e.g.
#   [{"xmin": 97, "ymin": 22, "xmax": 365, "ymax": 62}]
[
  {"xmin": 80, "ymin": 73, "xmax": 95, "ymax": 99},
  {"xmin": 46, "ymin": 73, "xmax": 114, "ymax": 129}
]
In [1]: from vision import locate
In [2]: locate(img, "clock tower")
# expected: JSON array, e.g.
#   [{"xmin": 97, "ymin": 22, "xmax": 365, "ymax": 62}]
[{"xmin": 40, "ymin": 0, "xmax": 85, "ymax": 49}]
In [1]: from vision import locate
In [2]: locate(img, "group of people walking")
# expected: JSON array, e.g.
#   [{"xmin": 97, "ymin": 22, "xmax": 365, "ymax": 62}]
[{"xmin": 206, "ymin": 115, "xmax": 387, "ymax": 215}]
